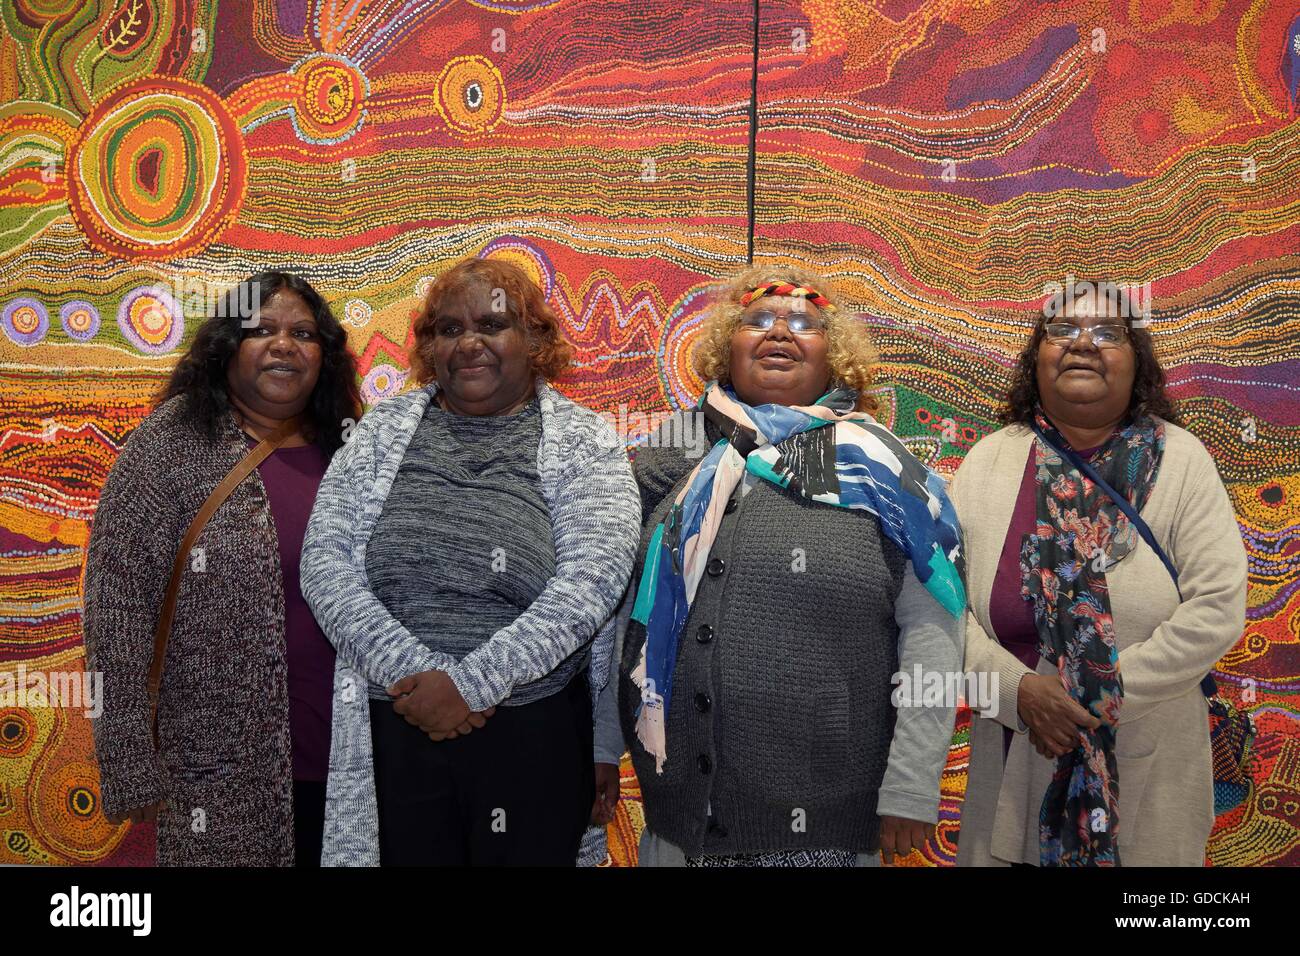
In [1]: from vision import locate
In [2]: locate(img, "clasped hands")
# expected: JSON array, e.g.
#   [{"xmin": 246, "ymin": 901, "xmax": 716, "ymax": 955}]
[
  {"xmin": 1017, "ymin": 672, "xmax": 1103, "ymax": 759},
  {"xmin": 388, "ymin": 670, "xmax": 494, "ymax": 741}
]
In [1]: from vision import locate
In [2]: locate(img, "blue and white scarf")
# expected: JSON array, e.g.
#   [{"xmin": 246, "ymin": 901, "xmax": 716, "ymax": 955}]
[{"xmin": 629, "ymin": 383, "xmax": 966, "ymax": 771}]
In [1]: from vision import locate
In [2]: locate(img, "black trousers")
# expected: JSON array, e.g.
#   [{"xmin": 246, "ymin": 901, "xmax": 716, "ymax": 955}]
[
  {"xmin": 369, "ymin": 673, "xmax": 594, "ymax": 866},
  {"xmin": 293, "ymin": 779, "xmax": 326, "ymax": 867}
]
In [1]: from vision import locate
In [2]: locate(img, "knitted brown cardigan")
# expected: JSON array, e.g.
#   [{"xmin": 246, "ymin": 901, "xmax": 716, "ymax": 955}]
[{"xmin": 82, "ymin": 394, "xmax": 295, "ymax": 865}]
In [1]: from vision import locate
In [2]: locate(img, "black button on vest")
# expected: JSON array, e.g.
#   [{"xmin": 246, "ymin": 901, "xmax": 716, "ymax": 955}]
[
  {"xmin": 724, "ymin": 497, "xmax": 738, "ymax": 514},
  {"xmin": 694, "ymin": 692, "xmax": 711, "ymax": 713},
  {"xmin": 706, "ymin": 558, "xmax": 725, "ymax": 577},
  {"xmin": 695, "ymin": 624, "xmax": 714, "ymax": 644},
  {"xmin": 697, "ymin": 754, "xmax": 712, "ymax": 774}
]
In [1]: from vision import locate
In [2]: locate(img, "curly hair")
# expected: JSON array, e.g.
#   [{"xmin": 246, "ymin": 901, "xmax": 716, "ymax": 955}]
[
  {"xmin": 999, "ymin": 286, "xmax": 1181, "ymax": 427},
  {"xmin": 409, "ymin": 256, "xmax": 573, "ymax": 385},
  {"xmin": 155, "ymin": 271, "xmax": 362, "ymax": 456},
  {"xmin": 691, "ymin": 263, "xmax": 879, "ymax": 414}
]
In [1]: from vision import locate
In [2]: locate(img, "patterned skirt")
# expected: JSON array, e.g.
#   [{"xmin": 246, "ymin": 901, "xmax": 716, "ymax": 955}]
[{"xmin": 685, "ymin": 847, "xmax": 857, "ymax": 867}]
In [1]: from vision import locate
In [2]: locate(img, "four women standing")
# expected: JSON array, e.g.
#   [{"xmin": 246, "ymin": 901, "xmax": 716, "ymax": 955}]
[{"xmin": 83, "ymin": 261, "xmax": 1248, "ymax": 868}]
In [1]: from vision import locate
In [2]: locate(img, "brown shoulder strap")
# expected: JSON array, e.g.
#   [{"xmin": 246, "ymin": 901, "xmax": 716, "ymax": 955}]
[{"xmin": 148, "ymin": 418, "xmax": 299, "ymax": 745}]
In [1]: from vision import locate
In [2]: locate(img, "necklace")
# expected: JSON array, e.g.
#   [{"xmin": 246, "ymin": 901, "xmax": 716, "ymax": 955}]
[
  {"xmin": 437, "ymin": 389, "xmax": 535, "ymax": 416},
  {"xmin": 234, "ymin": 407, "xmax": 302, "ymax": 445}
]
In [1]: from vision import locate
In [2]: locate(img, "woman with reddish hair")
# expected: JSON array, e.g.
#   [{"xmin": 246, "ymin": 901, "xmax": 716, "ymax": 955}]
[{"xmin": 301, "ymin": 256, "xmax": 639, "ymax": 866}]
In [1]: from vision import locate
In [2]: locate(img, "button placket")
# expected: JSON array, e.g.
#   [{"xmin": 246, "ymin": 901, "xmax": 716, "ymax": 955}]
[{"xmin": 692, "ymin": 478, "xmax": 744, "ymax": 842}]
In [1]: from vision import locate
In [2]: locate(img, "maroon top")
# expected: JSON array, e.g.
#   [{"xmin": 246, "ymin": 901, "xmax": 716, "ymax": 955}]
[
  {"xmin": 989, "ymin": 442, "xmax": 1098, "ymax": 752},
  {"xmin": 251, "ymin": 437, "xmax": 334, "ymax": 782}
]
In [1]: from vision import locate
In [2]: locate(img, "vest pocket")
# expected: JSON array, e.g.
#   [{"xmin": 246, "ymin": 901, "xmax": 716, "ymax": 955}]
[
  {"xmin": 1114, "ymin": 742, "xmax": 1158, "ymax": 860},
  {"xmin": 721, "ymin": 675, "xmax": 814, "ymax": 799}
]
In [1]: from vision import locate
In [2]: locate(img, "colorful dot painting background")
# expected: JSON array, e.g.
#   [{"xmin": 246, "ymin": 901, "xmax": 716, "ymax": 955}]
[{"xmin": 0, "ymin": 0, "xmax": 1297, "ymax": 866}]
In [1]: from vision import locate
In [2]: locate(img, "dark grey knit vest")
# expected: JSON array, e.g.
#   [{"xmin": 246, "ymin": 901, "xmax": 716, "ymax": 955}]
[{"xmin": 618, "ymin": 411, "xmax": 905, "ymax": 857}]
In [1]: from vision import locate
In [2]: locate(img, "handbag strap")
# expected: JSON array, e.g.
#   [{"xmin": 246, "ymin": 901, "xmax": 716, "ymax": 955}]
[
  {"xmin": 1030, "ymin": 420, "xmax": 1218, "ymax": 700},
  {"xmin": 148, "ymin": 417, "xmax": 300, "ymax": 744}
]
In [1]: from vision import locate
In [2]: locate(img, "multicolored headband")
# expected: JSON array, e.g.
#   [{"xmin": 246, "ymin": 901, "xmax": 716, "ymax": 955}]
[{"xmin": 738, "ymin": 281, "xmax": 837, "ymax": 312}]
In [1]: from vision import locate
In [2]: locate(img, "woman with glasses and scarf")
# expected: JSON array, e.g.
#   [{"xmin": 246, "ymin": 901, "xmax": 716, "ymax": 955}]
[
  {"xmin": 951, "ymin": 284, "xmax": 1247, "ymax": 866},
  {"xmin": 593, "ymin": 265, "xmax": 966, "ymax": 866}
]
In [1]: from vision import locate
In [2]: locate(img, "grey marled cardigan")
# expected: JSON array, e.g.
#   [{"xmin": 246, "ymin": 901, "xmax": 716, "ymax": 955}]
[
  {"xmin": 300, "ymin": 378, "xmax": 639, "ymax": 866},
  {"xmin": 82, "ymin": 395, "xmax": 296, "ymax": 865}
]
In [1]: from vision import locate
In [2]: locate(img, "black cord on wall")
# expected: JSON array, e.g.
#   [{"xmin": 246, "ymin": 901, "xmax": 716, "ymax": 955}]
[{"xmin": 746, "ymin": 0, "xmax": 760, "ymax": 264}]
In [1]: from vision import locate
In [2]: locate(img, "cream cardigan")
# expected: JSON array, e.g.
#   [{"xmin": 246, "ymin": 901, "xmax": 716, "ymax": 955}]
[{"xmin": 950, "ymin": 420, "xmax": 1247, "ymax": 866}]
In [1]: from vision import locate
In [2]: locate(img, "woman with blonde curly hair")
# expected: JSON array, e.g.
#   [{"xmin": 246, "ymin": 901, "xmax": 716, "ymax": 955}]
[
  {"xmin": 594, "ymin": 264, "xmax": 967, "ymax": 867},
  {"xmin": 301, "ymin": 255, "xmax": 640, "ymax": 865}
]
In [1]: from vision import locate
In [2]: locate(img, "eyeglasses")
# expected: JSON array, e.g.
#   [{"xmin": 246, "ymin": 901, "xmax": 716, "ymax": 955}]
[
  {"xmin": 1043, "ymin": 322, "xmax": 1130, "ymax": 348},
  {"xmin": 739, "ymin": 309, "xmax": 826, "ymax": 336}
]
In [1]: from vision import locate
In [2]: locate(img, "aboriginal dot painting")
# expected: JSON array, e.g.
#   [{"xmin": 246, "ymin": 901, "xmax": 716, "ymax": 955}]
[{"xmin": 1, "ymin": 1, "xmax": 1296, "ymax": 867}]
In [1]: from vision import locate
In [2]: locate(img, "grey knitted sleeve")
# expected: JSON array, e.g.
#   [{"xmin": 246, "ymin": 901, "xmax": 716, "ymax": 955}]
[
  {"xmin": 446, "ymin": 423, "xmax": 641, "ymax": 712},
  {"xmin": 877, "ymin": 562, "xmax": 964, "ymax": 823},
  {"xmin": 81, "ymin": 417, "xmax": 175, "ymax": 821},
  {"xmin": 592, "ymin": 590, "xmax": 633, "ymax": 764},
  {"xmin": 301, "ymin": 407, "xmax": 458, "ymax": 690}
]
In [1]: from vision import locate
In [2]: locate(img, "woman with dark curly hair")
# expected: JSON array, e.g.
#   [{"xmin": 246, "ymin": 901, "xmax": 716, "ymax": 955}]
[
  {"xmin": 951, "ymin": 283, "xmax": 1246, "ymax": 866},
  {"xmin": 301, "ymin": 256, "xmax": 639, "ymax": 866},
  {"xmin": 83, "ymin": 272, "xmax": 362, "ymax": 866}
]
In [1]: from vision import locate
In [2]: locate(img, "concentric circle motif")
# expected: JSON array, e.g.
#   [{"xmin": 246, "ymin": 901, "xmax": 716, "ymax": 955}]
[
  {"xmin": 414, "ymin": 276, "xmax": 437, "ymax": 301},
  {"xmin": 12, "ymin": 0, "xmax": 82, "ymax": 22},
  {"xmin": 2, "ymin": 297, "xmax": 49, "ymax": 346},
  {"xmin": 343, "ymin": 299, "xmax": 372, "ymax": 327},
  {"xmin": 0, "ymin": 709, "xmax": 34, "ymax": 758},
  {"xmin": 67, "ymin": 785, "xmax": 97, "ymax": 819},
  {"xmin": 660, "ymin": 289, "xmax": 710, "ymax": 408},
  {"xmin": 289, "ymin": 53, "xmax": 369, "ymax": 144},
  {"xmin": 435, "ymin": 56, "xmax": 506, "ymax": 135},
  {"xmin": 362, "ymin": 364, "xmax": 407, "ymax": 405},
  {"xmin": 117, "ymin": 285, "xmax": 183, "ymax": 355},
  {"xmin": 59, "ymin": 300, "xmax": 100, "ymax": 341},
  {"xmin": 480, "ymin": 236, "xmax": 554, "ymax": 299},
  {"xmin": 66, "ymin": 76, "xmax": 247, "ymax": 260},
  {"xmin": 38, "ymin": 762, "xmax": 119, "ymax": 855}
]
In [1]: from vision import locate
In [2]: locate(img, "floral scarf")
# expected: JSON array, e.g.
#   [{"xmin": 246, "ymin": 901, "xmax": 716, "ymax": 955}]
[
  {"xmin": 629, "ymin": 382, "xmax": 967, "ymax": 772},
  {"xmin": 1021, "ymin": 407, "xmax": 1165, "ymax": 866}
]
